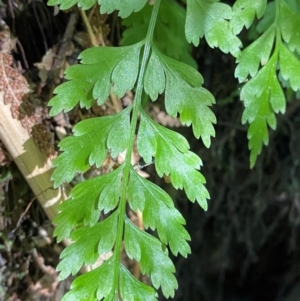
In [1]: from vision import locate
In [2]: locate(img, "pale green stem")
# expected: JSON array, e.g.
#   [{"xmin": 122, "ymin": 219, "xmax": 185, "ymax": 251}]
[
  {"xmin": 112, "ymin": 0, "xmax": 161, "ymax": 297},
  {"xmin": 274, "ymin": 0, "xmax": 281, "ymax": 52}
]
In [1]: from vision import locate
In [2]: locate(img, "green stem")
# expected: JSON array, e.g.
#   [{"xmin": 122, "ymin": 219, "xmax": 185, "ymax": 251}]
[
  {"xmin": 112, "ymin": 0, "xmax": 161, "ymax": 296},
  {"xmin": 274, "ymin": 0, "xmax": 281, "ymax": 52}
]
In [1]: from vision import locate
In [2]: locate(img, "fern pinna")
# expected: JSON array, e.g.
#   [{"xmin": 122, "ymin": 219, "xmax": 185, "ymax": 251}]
[{"xmin": 47, "ymin": 0, "xmax": 300, "ymax": 299}]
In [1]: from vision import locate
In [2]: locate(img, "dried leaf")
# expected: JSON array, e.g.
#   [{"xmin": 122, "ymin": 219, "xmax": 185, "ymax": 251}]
[
  {"xmin": 0, "ymin": 141, "xmax": 10, "ymax": 166},
  {"xmin": 31, "ymin": 124, "xmax": 56, "ymax": 158},
  {"xmin": 147, "ymin": 105, "xmax": 181, "ymax": 128},
  {"xmin": 0, "ymin": 53, "xmax": 40, "ymax": 132}
]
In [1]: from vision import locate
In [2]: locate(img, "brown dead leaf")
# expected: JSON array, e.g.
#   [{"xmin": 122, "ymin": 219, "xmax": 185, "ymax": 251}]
[
  {"xmin": 34, "ymin": 42, "xmax": 75, "ymax": 82},
  {"xmin": 31, "ymin": 124, "xmax": 56, "ymax": 158},
  {"xmin": 0, "ymin": 53, "xmax": 40, "ymax": 133},
  {"xmin": 148, "ymin": 104, "xmax": 181, "ymax": 127},
  {"xmin": 28, "ymin": 249, "xmax": 59, "ymax": 299},
  {"xmin": 34, "ymin": 48, "xmax": 56, "ymax": 82},
  {"xmin": 0, "ymin": 141, "xmax": 11, "ymax": 166},
  {"xmin": 5, "ymin": 293, "xmax": 21, "ymax": 301},
  {"xmin": 0, "ymin": 26, "xmax": 17, "ymax": 54}
]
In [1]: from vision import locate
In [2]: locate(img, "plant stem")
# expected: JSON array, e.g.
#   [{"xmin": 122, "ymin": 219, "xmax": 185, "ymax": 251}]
[
  {"xmin": 274, "ymin": 0, "xmax": 281, "ymax": 53},
  {"xmin": 112, "ymin": 0, "xmax": 161, "ymax": 296}
]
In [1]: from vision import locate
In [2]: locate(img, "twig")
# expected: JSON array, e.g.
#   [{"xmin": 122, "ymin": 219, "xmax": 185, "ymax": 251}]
[
  {"xmin": 7, "ymin": 0, "xmax": 15, "ymax": 33},
  {"xmin": 79, "ymin": 8, "xmax": 99, "ymax": 47},
  {"xmin": 32, "ymin": 0, "xmax": 48, "ymax": 53},
  {"xmin": 11, "ymin": 187, "xmax": 54, "ymax": 233},
  {"xmin": 110, "ymin": 91, "xmax": 123, "ymax": 113},
  {"xmin": 51, "ymin": 10, "xmax": 79, "ymax": 71},
  {"xmin": 16, "ymin": 39, "xmax": 29, "ymax": 70}
]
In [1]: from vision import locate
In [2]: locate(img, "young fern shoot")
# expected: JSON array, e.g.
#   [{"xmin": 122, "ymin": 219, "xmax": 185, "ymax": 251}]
[{"xmin": 48, "ymin": 0, "xmax": 216, "ymax": 300}]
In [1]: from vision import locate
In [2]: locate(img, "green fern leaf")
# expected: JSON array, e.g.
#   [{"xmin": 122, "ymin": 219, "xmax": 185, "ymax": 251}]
[
  {"xmin": 57, "ymin": 211, "xmax": 118, "ymax": 280},
  {"xmin": 53, "ymin": 166, "xmax": 123, "ymax": 241},
  {"xmin": 241, "ymin": 54, "xmax": 285, "ymax": 167},
  {"xmin": 121, "ymin": 0, "xmax": 196, "ymax": 67},
  {"xmin": 145, "ymin": 48, "xmax": 216, "ymax": 147},
  {"xmin": 230, "ymin": 0, "xmax": 267, "ymax": 34},
  {"xmin": 236, "ymin": 0, "xmax": 300, "ymax": 167},
  {"xmin": 235, "ymin": 25, "xmax": 275, "ymax": 82},
  {"xmin": 128, "ymin": 168, "xmax": 191, "ymax": 257},
  {"xmin": 279, "ymin": 0, "xmax": 300, "ymax": 54},
  {"xmin": 137, "ymin": 112, "xmax": 209, "ymax": 210},
  {"xmin": 119, "ymin": 265, "xmax": 158, "ymax": 301},
  {"xmin": 47, "ymin": 0, "xmax": 218, "ymax": 299},
  {"xmin": 185, "ymin": 0, "xmax": 242, "ymax": 55},
  {"xmin": 144, "ymin": 51, "xmax": 165, "ymax": 99},
  {"xmin": 62, "ymin": 259, "xmax": 159, "ymax": 301},
  {"xmin": 279, "ymin": 43, "xmax": 300, "ymax": 92},
  {"xmin": 51, "ymin": 108, "xmax": 131, "ymax": 187},
  {"xmin": 98, "ymin": 0, "xmax": 148, "ymax": 18},
  {"xmin": 47, "ymin": 0, "xmax": 84, "ymax": 10},
  {"xmin": 124, "ymin": 218, "xmax": 177, "ymax": 298},
  {"xmin": 61, "ymin": 256, "xmax": 115, "ymax": 301},
  {"xmin": 256, "ymin": 2, "xmax": 275, "ymax": 34},
  {"xmin": 47, "ymin": 0, "xmax": 148, "ymax": 18},
  {"xmin": 49, "ymin": 44, "xmax": 142, "ymax": 116},
  {"xmin": 247, "ymin": 114, "xmax": 269, "ymax": 168}
]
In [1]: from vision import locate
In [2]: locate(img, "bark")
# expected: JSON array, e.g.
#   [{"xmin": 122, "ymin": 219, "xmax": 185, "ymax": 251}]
[{"xmin": 0, "ymin": 91, "xmax": 68, "ymax": 222}]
